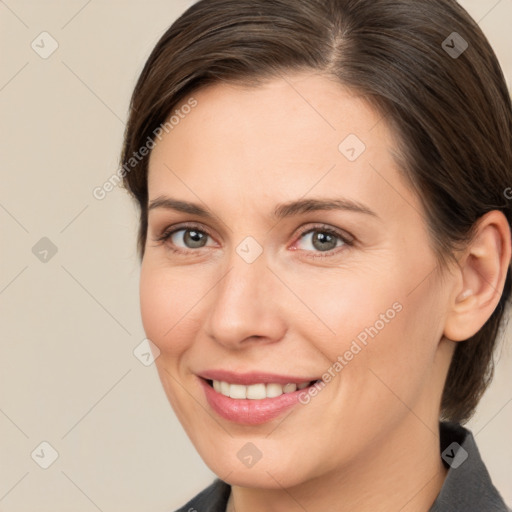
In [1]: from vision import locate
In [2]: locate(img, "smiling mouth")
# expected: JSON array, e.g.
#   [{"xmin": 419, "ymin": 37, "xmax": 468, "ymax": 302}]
[
  {"xmin": 204, "ymin": 378, "xmax": 321, "ymax": 400},
  {"xmin": 199, "ymin": 376, "xmax": 324, "ymax": 425}
]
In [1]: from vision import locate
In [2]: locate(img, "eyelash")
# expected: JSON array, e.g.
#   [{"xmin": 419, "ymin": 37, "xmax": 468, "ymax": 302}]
[{"xmin": 153, "ymin": 222, "xmax": 354, "ymax": 259}]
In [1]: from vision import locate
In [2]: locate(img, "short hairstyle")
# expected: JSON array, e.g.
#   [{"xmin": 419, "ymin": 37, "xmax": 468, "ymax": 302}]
[{"xmin": 120, "ymin": 0, "xmax": 512, "ymax": 423}]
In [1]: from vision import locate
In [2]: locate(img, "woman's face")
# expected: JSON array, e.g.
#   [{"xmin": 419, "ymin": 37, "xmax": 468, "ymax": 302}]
[{"xmin": 141, "ymin": 72, "xmax": 455, "ymax": 488}]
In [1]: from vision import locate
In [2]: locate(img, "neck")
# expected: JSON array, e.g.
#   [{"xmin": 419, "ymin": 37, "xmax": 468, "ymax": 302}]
[{"xmin": 226, "ymin": 417, "xmax": 448, "ymax": 512}]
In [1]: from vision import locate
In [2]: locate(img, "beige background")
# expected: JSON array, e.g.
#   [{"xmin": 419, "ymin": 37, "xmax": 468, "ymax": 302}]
[{"xmin": 1, "ymin": 1, "xmax": 511, "ymax": 510}]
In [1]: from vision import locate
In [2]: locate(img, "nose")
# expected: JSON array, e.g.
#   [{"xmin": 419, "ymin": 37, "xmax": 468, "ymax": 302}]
[{"xmin": 203, "ymin": 248, "xmax": 287, "ymax": 350}]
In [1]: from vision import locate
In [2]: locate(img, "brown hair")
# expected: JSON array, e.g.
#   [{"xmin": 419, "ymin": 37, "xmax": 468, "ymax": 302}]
[{"xmin": 120, "ymin": 0, "xmax": 512, "ymax": 423}]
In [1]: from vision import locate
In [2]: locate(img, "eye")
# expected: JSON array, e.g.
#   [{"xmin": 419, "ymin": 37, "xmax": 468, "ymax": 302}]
[
  {"xmin": 153, "ymin": 223, "xmax": 216, "ymax": 254},
  {"xmin": 170, "ymin": 228, "xmax": 210, "ymax": 249},
  {"xmin": 293, "ymin": 225, "xmax": 353, "ymax": 257}
]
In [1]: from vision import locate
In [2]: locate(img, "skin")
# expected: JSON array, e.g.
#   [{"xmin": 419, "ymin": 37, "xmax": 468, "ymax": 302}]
[{"xmin": 140, "ymin": 72, "xmax": 511, "ymax": 512}]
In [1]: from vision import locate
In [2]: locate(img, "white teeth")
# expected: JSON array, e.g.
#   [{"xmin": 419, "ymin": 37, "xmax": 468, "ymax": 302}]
[
  {"xmin": 211, "ymin": 380, "xmax": 313, "ymax": 399},
  {"xmin": 266, "ymin": 383, "xmax": 283, "ymax": 398},
  {"xmin": 247, "ymin": 383, "xmax": 266, "ymax": 399},
  {"xmin": 229, "ymin": 384, "xmax": 247, "ymax": 399},
  {"xmin": 220, "ymin": 381, "xmax": 230, "ymax": 396},
  {"xmin": 283, "ymin": 383, "xmax": 297, "ymax": 393}
]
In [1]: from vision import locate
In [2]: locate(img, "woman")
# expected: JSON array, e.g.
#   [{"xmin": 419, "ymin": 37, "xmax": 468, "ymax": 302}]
[{"xmin": 119, "ymin": 0, "xmax": 512, "ymax": 510}]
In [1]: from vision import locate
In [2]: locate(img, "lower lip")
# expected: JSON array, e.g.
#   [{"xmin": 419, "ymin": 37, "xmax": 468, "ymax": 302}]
[{"xmin": 199, "ymin": 378, "xmax": 312, "ymax": 425}]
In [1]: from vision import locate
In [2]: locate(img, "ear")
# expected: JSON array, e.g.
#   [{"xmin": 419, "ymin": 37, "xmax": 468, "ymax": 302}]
[{"xmin": 443, "ymin": 210, "xmax": 511, "ymax": 342}]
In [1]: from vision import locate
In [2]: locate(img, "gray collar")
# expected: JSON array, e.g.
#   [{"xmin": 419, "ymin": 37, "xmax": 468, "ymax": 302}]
[{"xmin": 429, "ymin": 421, "xmax": 510, "ymax": 511}]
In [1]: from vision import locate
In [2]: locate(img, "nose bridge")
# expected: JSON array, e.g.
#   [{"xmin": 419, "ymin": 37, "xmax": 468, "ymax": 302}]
[{"xmin": 204, "ymin": 243, "xmax": 286, "ymax": 347}]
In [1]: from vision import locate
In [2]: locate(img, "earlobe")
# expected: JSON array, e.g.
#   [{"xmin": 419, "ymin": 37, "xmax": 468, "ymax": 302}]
[{"xmin": 443, "ymin": 211, "xmax": 511, "ymax": 342}]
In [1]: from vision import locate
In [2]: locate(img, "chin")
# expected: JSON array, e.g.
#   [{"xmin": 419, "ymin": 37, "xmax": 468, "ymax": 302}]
[{"xmin": 198, "ymin": 441, "xmax": 318, "ymax": 490}]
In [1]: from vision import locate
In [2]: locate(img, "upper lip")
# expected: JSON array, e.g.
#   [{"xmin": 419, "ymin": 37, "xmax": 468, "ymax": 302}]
[{"xmin": 198, "ymin": 370, "xmax": 319, "ymax": 386}]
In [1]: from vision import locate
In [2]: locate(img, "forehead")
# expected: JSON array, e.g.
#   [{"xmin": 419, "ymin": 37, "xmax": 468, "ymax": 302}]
[
  {"xmin": 151, "ymin": 72, "xmax": 388, "ymax": 161},
  {"xmin": 146, "ymin": 72, "xmax": 416, "ymax": 221}
]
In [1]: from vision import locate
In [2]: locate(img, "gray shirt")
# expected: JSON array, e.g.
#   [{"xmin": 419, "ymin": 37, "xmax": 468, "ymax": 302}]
[{"xmin": 174, "ymin": 421, "xmax": 511, "ymax": 511}]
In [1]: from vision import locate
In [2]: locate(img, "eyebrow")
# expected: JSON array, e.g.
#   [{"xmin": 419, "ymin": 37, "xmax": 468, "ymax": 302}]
[{"xmin": 148, "ymin": 195, "xmax": 379, "ymax": 220}]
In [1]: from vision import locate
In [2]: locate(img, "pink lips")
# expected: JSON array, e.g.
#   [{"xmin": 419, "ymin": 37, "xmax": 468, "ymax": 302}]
[{"xmin": 197, "ymin": 370, "xmax": 319, "ymax": 425}]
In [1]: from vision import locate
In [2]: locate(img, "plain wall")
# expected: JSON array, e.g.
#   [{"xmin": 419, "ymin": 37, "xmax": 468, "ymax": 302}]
[{"xmin": 1, "ymin": 0, "xmax": 511, "ymax": 510}]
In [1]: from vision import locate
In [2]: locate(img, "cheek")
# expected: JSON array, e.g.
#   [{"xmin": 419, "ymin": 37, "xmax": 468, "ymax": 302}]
[
  {"xmin": 299, "ymin": 262, "xmax": 443, "ymax": 403},
  {"xmin": 139, "ymin": 263, "xmax": 201, "ymax": 354},
  {"xmin": 139, "ymin": 263, "xmax": 203, "ymax": 427},
  {"xmin": 290, "ymin": 266, "xmax": 403, "ymax": 351}
]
